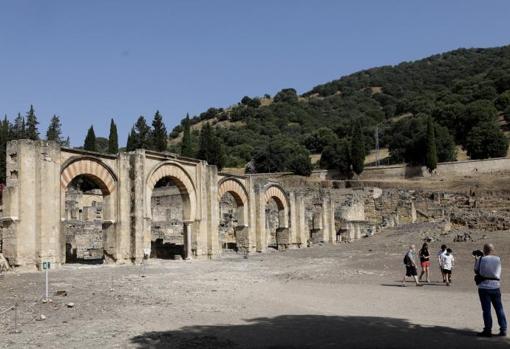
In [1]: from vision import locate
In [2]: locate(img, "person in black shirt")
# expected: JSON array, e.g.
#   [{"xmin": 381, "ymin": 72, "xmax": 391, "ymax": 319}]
[{"xmin": 418, "ymin": 243, "xmax": 431, "ymax": 283}]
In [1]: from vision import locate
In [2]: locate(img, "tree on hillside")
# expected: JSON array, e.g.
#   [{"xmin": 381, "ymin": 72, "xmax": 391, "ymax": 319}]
[
  {"xmin": 252, "ymin": 137, "xmax": 312, "ymax": 176},
  {"xmin": 46, "ymin": 115, "xmax": 64, "ymax": 144},
  {"xmin": 273, "ymin": 88, "xmax": 298, "ymax": 104},
  {"xmin": 126, "ymin": 127, "xmax": 137, "ymax": 151},
  {"xmin": 350, "ymin": 121, "xmax": 365, "ymax": 175},
  {"xmin": 465, "ymin": 121, "xmax": 509, "ymax": 159},
  {"xmin": 108, "ymin": 119, "xmax": 119, "ymax": 154},
  {"xmin": 83, "ymin": 126, "xmax": 97, "ymax": 151},
  {"xmin": 495, "ymin": 90, "xmax": 510, "ymax": 111},
  {"xmin": 504, "ymin": 106, "xmax": 510, "ymax": 123},
  {"xmin": 303, "ymin": 127, "xmax": 338, "ymax": 153},
  {"xmin": 319, "ymin": 139, "xmax": 352, "ymax": 178},
  {"xmin": 197, "ymin": 123, "xmax": 225, "ymax": 170},
  {"xmin": 133, "ymin": 116, "xmax": 152, "ymax": 150},
  {"xmin": 0, "ymin": 116, "xmax": 11, "ymax": 183},
  {"xmin": 388, "ymin": 115, "xmax": 456, "ymax": 165},
  {"xmin": 25, "ymin": 105, "xmax": 39, "ymax": 140},
  {"xmin": 425, "ymin": 117, "xmax": 438, "ymax": 172},
  {"xmin": 180, "ymin": 113, "xmax": 194, "ymax": 157},
  {"xmin": 151, "ymin": 111, "xmax": 167, "ymax": 152},
  {"xmin": 95, "ymin": 137, "xmax": 109, "ymax": 153},
  {"xmin": 12, "ymin": 113, "xmax": 25, "ymax": 139}
]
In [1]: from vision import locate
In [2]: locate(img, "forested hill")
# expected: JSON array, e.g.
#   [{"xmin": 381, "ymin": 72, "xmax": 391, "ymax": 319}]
[{"xmin": 169, "ymin": 45, "xmax": 510, "ymax": 172}]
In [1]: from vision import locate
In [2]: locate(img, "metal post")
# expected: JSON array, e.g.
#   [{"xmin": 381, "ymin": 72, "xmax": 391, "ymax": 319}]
[
  {"xmin": 45, "ymin": 269, "xmax": 48, "ymax": 301},
  {"xmin": 375, "ymin": 126, "xmax": 380, "ymax": 167}
]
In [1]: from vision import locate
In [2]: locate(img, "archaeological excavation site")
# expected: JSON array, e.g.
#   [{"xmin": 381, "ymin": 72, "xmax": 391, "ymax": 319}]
[{"xmin": 1, "ymin": 139, "xmax": 510, "ymax": 272}]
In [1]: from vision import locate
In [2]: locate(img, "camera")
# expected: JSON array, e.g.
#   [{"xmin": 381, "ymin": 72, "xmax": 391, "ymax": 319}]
[{"xmin": 472, "ymin": 250, "xmax": 484, "ymax": 257}]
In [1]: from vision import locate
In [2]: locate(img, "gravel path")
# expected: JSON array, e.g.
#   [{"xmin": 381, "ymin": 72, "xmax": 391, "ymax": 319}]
[{"xmin": 1, "ymin": 225, "xmax": 509, "ymax": 348}]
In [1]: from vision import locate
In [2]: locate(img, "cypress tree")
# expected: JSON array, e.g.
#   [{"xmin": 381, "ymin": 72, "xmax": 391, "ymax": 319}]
[
  {"xmin": 84, "ymin": 126, "xmax": 97, "ymax": 151},
  {"xmin": 197, "ymin": 123, "xmax": 225, "ymax": 170},
  {"xmin": 46, "ymin": 115, "xmax": 63, "ymax": 144},
  {"xmin": 0, "ymin": 116, "xmax": 11, "ymax": 183},
  {"xmin": 25, "ymin": 105, "xmax": 39, "ymax": 140},
  {"xmin": 181, "ymin": 113, "xmax": 193, "ymax": 157},
  {"xmin": 197, "ymin": 123, "xmax": 212, "ymax": 161},
  {"xmin": 12, "ymin": 113, "xmax": 25, "ymax": 139},
  {"xmin": 108, "ymin": 119, "xmax": 119, "ymax": 154},
  {"xmin": 151, "ymin": 111, "xmax": 167, "ymax": 152},
  {"xmin": 126, "ymin": 127, "xmax": 136, "ymax": 151},
  {"xmin": 350, "ymin": 121, "xmax": 365, "ymax": 175},
  {"xmin": 134, "ymin": 116, "xmax": 151, "ymax": 149},
  {"xmin": 425, "ymin": 117, "xmax": 438, "ymax": 171}
]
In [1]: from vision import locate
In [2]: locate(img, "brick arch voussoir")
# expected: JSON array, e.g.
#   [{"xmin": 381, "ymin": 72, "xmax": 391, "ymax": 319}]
[
  {"xmin": 60, "ymin": 158, "xmax": 117, "ymax": 194},
  {"xmin": 218, "ymin": 179, "xmax": 248, "ymax": 207}
]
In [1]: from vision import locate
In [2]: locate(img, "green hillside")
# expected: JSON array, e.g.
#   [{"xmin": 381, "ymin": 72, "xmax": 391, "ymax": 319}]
[{"xmin": 169, "ymin": 45, "xmax": 510, "ymax": 172}]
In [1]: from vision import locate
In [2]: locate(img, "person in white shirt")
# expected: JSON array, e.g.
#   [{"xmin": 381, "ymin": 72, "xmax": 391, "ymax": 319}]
[
  {"xmin": 437, "ymin": 244, "xmax": 447, "ymax": 283},
  {"xmin": 440, "ymin": 248, "xmax": 454, "ymax": 286},
  {"xmin": 474, "ymin": 243, "xmax": 507, "ymax": 337}
]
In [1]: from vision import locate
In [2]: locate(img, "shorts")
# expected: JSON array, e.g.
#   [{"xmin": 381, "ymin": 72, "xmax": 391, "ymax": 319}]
[
  {"xmin": 406, "ymin": 266, "xmax": 417, "ymax": 277},
  {"xmin": 421, "ymin": 261, "xmax": 431, "ymax": 268},
  {"xmin": 443, "ymin": 269, "xmax": 452, "ymax": 275}
]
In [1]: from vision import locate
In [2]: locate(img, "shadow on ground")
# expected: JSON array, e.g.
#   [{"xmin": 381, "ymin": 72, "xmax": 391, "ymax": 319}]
[{"xmin": 130, "ymin": 315, "xmax": 509, "ymax": 349}]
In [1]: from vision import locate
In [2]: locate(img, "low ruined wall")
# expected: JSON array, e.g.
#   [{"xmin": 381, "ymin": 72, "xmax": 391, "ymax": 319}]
[{"xmin": 357, "ymin": 157, "xmax": 510, "ymax": 180}]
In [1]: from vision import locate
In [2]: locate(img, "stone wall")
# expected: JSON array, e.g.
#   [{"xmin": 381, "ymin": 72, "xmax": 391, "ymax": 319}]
[{"xmin": 358, "ymin": 157, "xmax": 510, "ymax": 180}]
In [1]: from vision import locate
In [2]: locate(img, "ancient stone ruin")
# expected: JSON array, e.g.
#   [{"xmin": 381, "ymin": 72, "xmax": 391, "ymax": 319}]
[{"xmin": 1, "ymin": 139, "xmax": 509, "ymax": 271}]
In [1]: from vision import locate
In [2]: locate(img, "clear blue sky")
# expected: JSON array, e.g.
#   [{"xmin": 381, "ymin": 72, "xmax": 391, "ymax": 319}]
[{"xmin": 1, "ymin": 1, "xmax": 510, "ymax": 146}]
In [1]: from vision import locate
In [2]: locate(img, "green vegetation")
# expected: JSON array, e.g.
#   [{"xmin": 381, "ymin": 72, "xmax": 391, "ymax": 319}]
[
  {"xmin": 425, "ymin": 117, "xmax": 438, "ymax": 172},
  {"xmin": 171, "ymin": 45, "xmax": 510, "ymax": 175},
  {"xmin": 197, "ymin": 123, "xmax": 225, "ymax": 171},
  {"xmin": 180, "ymin": 114, "xmax": 193, "ymax": 157},
  {"xmin": 108, "ymin": 119, "xmax": 119, "ymax": 154},
  {"xmin": 151, "ymin": 111, "xmax": 168, "ymax": 152},
  {"xmin": 83, "ymin": 126, "xmax": 97, "ymax": 152},
  {"xmin": 350, "ymin": 121, "xmax": 365, "ymax": 175}
]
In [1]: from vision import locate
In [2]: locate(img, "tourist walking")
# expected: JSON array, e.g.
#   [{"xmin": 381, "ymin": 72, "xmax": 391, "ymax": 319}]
[
  {"xmin": 440, "ymin": 248, "xmax": 455, "ymax": 286},
  {"xmin": 418, "ymin": 243, "xmax": 431, "ymax": 283},
  {"xmin": 474, "ymin": 243, "xmax": 507, "ymax": 337},
  {"xmin": 402, "ymin": 245, "xmax": 422, "ymax": 287},
  {"xmin": 437, "ymin": 244, "xmax": 447, "ymax": 283}
]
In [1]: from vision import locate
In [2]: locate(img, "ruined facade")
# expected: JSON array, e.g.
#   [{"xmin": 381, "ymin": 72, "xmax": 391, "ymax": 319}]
[{"xmin": 0, "ymin": 140, "xmax": 338, "ymax": 270}]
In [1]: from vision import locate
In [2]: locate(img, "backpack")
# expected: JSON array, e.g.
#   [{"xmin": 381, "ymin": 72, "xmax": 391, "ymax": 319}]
[{"xmin": 403, "ymin": 253, "xmax": 411, "ymax": 266}]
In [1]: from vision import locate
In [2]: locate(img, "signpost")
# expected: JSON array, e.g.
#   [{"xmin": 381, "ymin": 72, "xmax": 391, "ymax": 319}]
[{"xmin": 42, "ymin": 261, "xmax": 50, "ymax": 301}]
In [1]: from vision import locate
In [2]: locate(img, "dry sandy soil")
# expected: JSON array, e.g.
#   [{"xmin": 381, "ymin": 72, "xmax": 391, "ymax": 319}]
[{"xmin": 1, "ymin": 224, "xmax": 509, "ymax": 349}]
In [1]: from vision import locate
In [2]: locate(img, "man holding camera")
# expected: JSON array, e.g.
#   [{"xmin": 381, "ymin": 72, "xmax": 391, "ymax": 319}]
[{"xmin": 474, "ymin": 243, "xmax": 507, "ymax": 337}]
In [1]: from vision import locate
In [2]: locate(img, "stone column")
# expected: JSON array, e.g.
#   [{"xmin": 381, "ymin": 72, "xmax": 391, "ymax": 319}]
[
  {"xmin": 289, "ymin": 192, "xmax": 298, "ymax": 246},
  {"xmin": 130, "ymin": 150, "xmax": 146, "ymax": 263},
  {"xmin": 183, "ymin": 220, "xmax": 193, "ymax": 260},
  {"xmin": 329, "ymin": 198, "xmax": 336, "ymax": 244}
]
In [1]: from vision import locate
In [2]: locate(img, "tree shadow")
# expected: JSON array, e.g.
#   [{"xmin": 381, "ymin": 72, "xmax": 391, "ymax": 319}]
[{"xmin": 130, "ymin": 315, "xmax": 509, "ymax": 349}]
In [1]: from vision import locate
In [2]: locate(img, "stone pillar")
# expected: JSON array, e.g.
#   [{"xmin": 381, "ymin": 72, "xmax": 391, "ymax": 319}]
[
  {"xmin": 254, "ymin": 185, "xmax": 266, "ymax": 252},
  {"xmin": 206, "ymin": 165, "xmax": 220, "ymax": 257},
  {"xmin": 2, "ymin": 140, "xmax": 61, "ymax": 270},
  {"xmin": 130, "ymin": 150, "xmax": 146, "ymax": 263},
  {"xmin": 183, "ymin": 220, "xmax": 193, "ymax": 259},
  {"xmin": 116, "ymin": 152, "xmax": 132, "ymax": 263},
  {"xmin": 246, "ymin": 177, "xmax": 257, "ymax": 253},
  {"xmin": 329, "ymin": 198, "xmax": 336, "ymax": 244},
  {"xmin": 289, "ymin": 192, "xmax": 298, "ymax": 246},
  {"xmin": 297, "ymin": 193, "xmax": 307, "ymax": 247}
]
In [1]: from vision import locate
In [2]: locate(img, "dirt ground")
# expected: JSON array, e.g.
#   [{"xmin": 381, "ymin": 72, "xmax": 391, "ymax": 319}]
[{"xmin": 1, "ymin": 224, "xmax": 510, "ymax": 349}]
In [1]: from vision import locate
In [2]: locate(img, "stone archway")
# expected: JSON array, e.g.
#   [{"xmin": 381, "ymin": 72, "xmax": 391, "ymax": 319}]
[
  {"xmin": 217, "ymin": 178, "xmax": 249, "ymax": 251},
  {"xmin": 146, "ymin": 162, "xmax": 197, "ymax": 259},
  {"xmin": 60, "ymin": 158, "xmax": 118, "ymax": 263},
  {"xmin": 264, "ymin": 185, "xmax": 290, "ymax": 249}
]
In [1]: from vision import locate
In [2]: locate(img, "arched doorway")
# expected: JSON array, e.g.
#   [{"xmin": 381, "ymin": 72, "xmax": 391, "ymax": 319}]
[
  {"xmin": 218, "ymin": 179, "xmax": 249, "ymax": 252},
  {"xmin": 264, "ymin": 185, "xmax": 289, "ymax": 250},
  {"xmin": 146, "ymin": 163, "xmax": 196, "ymax": 259},
  {"xmin": 60, "ymin": 158, "xmax": 117, "ymax": 264}
]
